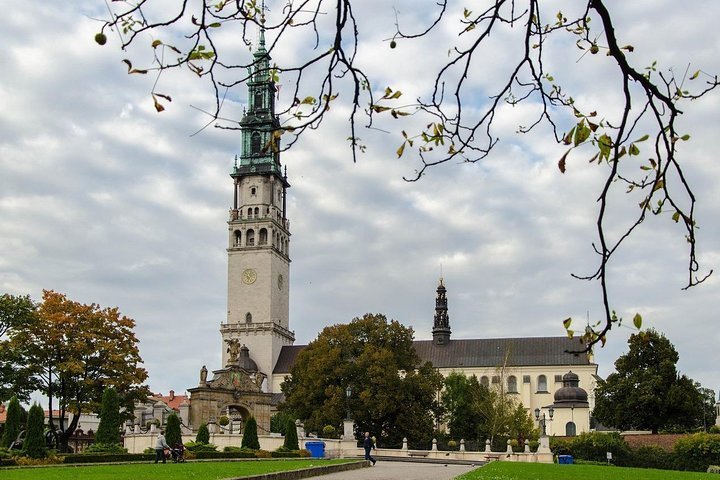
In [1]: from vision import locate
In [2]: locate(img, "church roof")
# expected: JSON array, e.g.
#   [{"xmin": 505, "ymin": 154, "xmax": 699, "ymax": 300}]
[{"xmin": 273, "ymin": 336, "xmax": 591, "ymax": 374}]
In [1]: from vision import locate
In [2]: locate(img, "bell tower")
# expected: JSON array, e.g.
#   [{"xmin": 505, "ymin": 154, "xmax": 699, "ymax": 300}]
[
  {"xmin": 220, "ymin": 29, "xmax": 294, "ymax": 390},
  {"xmin": 432, "ymin": 278, "xmax": 451, "ymax": 346}
]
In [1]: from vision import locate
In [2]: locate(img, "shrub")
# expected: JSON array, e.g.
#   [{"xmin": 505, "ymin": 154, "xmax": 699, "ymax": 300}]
[
  {"xmin": 165, "ymin": 413, "xmax": 182, "ymax": 447},
  {"xmin": 673, "ymin": 433, "xmax": 720, "ymax": 472},
  {"xmin": 283, "ymin": 417, "xmax": 299, "ymax": 451},
  {"xmin": 218, "ymin": 415, "xmax": 230, "ymax": 426},
  {"xmin": 196, "ymin": 423, "xmax": 210, "ymax": 444},
  {"xmin": 711, "ymin": 426, "xmax": 720, "ymax": 434},
  {"xmin": 627, "ymin": 445, "xmax": 675, "ymax": 470},
  {"xmin": 322, "ymin": 425, "xmax": 338, "ymax": 439},
  {"xmin": 85, "ymin": 443, "xmax": 128, "ymax": 454},
  {"xmin": 708, "ymin": 465, "xmax": 720, "ymax": 474},
  {"xmin": 1, "ymin": 396, "xmax": 22, "ymax": 449},
  {"xmin": 241, "ymin": 417, "xmax": 260, "ymax": 450},
  {"xmin": 184, "ymin": 441, "xmax": 218, "ymax": 452},
  {"xmin": 563, "ymin": 432, "xmax": 632, "ymax": 465},
  {"xmin": 255, "ymin": 449, "xmax": 271, "ymax": 458},
  {"xmin": 95, "ymin": 387, "xmax": 121, "ymax": 446},
  {"xmin": 22, "ymin": 404, "xmax": 46, "ymax": 459}
]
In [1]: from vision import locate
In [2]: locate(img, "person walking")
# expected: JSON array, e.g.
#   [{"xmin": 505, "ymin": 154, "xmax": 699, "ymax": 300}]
[
  {"xmin": 363, "ymin": 431, "xmax": 376, "ymax": 465},
  {"xmin": 154, "ymin": 429, "xmax": 170, "ymax": 464}
]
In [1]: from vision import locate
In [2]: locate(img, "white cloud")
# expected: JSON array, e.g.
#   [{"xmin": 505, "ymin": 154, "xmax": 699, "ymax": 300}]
[{"xmin": 1, "ymin": 0, "xmax": 719, "ymax": 401}]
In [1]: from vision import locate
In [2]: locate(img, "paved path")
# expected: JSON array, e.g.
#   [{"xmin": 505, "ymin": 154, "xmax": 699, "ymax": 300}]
[{"xmin": 306, "ymin": 461, "xmax": 479, "ymax": 480}]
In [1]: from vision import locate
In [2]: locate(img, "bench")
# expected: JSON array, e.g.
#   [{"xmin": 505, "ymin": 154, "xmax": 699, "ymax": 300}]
[
  {"xmin": 408, "ymin": 451, "xmax": 429, "ymax": 457},
  {"xmin": 484, "ymin": 454, "xmax": 501, "ymax": 461}
]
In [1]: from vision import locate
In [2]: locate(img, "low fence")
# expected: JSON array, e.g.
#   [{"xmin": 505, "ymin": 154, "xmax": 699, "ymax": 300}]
[{"xmin": 123, "ymin": 432, "xmax": 553, "ymax": 463}]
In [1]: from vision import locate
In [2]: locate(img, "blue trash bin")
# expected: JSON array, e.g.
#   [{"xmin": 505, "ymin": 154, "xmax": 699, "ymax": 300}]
[
  {"xmin": 304, "ymin": 441, "xmax": 325, "ymax": 458},
  {"xmin": 558, "ymin": 455, "xmax": 574, "ymax": 464}
]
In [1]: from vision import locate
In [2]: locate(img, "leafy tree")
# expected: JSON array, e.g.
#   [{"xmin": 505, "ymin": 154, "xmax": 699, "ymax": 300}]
[
  {"xmin": 270, "ymin": 412, "xmax": 293, "ymax": 435},
  {"xmin": 165, "ymin": 413, "xmax": 182, "ymax": 447},
  {"xmin": 281, "ymin": 313, "xmax": 444, "ymax": 448},
  {"xmin": 442, "ymin": 372, "xmax": 535, "ymax": 446},
  {"xmin": 0, "ymin": 294, "xmax": 39, "ymax": 402},
  {"xmin": 96, "ymin": 1, "xmax": 719, "ymax": 352},
  {"xmin": 594, "ymin": 329, "xmax": 705, "ymax": 434},
  {"xmin": 241, "ymin": 417, "xmax": 260, "ymax": 450},
  {"xmin": 95, "ymin": 387, "xmax": 121, "ymax": 446},
  {"xmin": 11, "ymin": 290, "xmax": 150, "ymax": 452},
  {"xmin": 22, "ymin": 404, "xmax": 46, "ymax": 459},
  {"xmin": 1, "ymin": 396, "xmax": 22, "ymax": 448},
  {"xmin": 196, "ymin": 423, "xmax": 210, "ymax": 444},
  {"xmin": 283, "ymin": 417, "xmax": 298, "ymax": 451}
]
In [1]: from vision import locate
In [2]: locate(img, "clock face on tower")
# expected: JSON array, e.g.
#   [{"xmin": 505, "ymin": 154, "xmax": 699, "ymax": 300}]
[{"xmin": 242, "ymin": 268, "xmax": 257, "ymax": 285}]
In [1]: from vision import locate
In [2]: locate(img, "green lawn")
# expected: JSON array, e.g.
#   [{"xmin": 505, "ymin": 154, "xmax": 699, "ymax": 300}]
[
  {"xmin": 0, "ymin": 458, "xmax": 356, "ymax": 480},
  {"xmin": 456, "ymin": 462, "xmax": 716, "ymax": 480}
]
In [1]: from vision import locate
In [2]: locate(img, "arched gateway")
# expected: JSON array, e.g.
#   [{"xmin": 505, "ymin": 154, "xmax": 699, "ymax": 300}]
[{"xmin": 187, "ymin": 343, "xmax": 273, "ymax": 433}]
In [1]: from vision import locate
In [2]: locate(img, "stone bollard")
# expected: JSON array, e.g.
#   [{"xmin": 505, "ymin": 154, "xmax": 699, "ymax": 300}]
[
  {"xmin": 524, "ymin": 439, "xmax": 530, "ymax": 453},
  {"xmin": 506, "ymin": 439, "xmax": 513, "ymax": 454},
  {"xmin": 431, "ymin": 438, "xmax": 438, "ymax": 451},
  {"xmin": 460, "ymin": 439, "xmax": 466, "ymax": 452},
  {"xmin": 402, "ymin": 437, "xmax": 408, "ymax": 451},
  {"xmin": 484, "ymin": 439, "xmax": 491, "ymax": 453}
]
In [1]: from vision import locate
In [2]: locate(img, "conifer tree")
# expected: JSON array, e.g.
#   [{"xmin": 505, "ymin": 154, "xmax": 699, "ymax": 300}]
[
  {"xmin": 165, "ymin": 413, "xmax": 182, "ymax": 447},
  {"xmin": 23, "ymin": 403, "xmax": 46, "ymax": 459},
  {"xmin": 95, "ymin": 387, "xmax": 121, "ymax": 445},
  {"xmin": 196, "ymin": 423, "xmax": 209, "ymax": 444},
  {"xmin": 241, "ymin": 417, "xmax": 260, "ymax": 450},
  {"xmin": 1, "ymin": 396, "xmax": 21, "ymax": 448},
  {"xmin": 283, "ymin": 417, "xmax": 299, "ymax": 451}
]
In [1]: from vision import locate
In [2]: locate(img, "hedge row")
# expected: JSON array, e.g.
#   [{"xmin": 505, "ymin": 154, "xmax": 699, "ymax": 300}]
[
  {"xmin": 61, "ymin": 453, "xmax": 155, "ymax": 464},
  {"xmin": 193, "ymin": 451, "xmax": 256, "ymax": 459},
  {"xmin": 551, "ymin": 432, "xmax": 720, "ymax": 472}
]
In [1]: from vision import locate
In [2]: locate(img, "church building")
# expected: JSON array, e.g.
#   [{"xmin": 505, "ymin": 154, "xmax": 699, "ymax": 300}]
[{"xmin": 184, "ymin": 30, "xmax": 597, "ymax": 438}]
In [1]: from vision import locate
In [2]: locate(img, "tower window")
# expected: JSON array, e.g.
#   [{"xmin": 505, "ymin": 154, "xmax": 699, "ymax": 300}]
[
  {"xmin": 259, "ymin": 228, "xmax": 268, "ymax": 245},
  {"xmin": 254, "ymin": 207, "xmax": 259, "ymax": 216},
  {"xmin": 234, "ymin": 230, "xmax": 241, "ymax": 246},
  {"xmin": 251, "ymin": 132, "xmax": 261, "ymax": 154},
  {"xmin": 250, "ymin": 187, "xmax": 257, "ymax": 196},
  {"xmin": 245, "ymin": 312, "xmax": 252, "ymax": 323},
  {"xmin": 254, "ymin": 90, "xmax": 263, "ymax": 109},
  {"xmin": 246, "ymin": 229, "xmax": 255, "ymax": 246},
  {"xmin": 247, "ymin": 207, "xmax": 253, "ymax": 219}
]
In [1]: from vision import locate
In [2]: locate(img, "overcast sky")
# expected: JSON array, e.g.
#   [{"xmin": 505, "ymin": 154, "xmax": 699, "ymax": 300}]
[{"xmin": 2, "ymin": 1, "xmax": 719, "ymax": 403}]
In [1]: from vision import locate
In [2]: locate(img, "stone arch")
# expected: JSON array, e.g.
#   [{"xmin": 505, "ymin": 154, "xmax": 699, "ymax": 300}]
[{"xmin": 259, "ymin": 228, "xmax": 268, "ymax": 245}]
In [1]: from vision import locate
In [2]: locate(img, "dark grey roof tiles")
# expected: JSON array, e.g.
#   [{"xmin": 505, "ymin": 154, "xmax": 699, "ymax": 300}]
[{"xmin": 273, "ymin": 336, "xmax": 591, "ymax": 374}]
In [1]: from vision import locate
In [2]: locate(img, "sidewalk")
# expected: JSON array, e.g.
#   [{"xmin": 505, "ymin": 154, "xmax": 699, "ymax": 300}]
[{"xmin": 304, "ymin": 460, "xmax": 479, "ymax": 480}]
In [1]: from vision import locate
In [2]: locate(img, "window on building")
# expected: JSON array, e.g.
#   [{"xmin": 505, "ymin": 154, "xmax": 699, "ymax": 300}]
[
  {"xmin": 523, "ymin": 375, "xmax": 531, "ymax": 384},
  {"xmin": 254, "ymin": 207, "xmax": 259, "ymax": 216},
  {"xmin": 245, "ymin": 312, "xmax": 252, "ymax": 323},
  {"xmin": 480, "ymin": 376, "xmax": 489, "ymax": 387},
  {"xmin": 491, "ymin": 375, "xmax": 499, "ymax": 384},
  {"xmin": 251, "ymin": 132, "xmax": 261, "ymax": 154},
  {"xmin": 537, "ymin": 375, "xmax": 548, "ymax": 392},
  {"xmin": 233, "ymin": 230, "xmax": 241, "ymax": 246},
  {"xmin": 254, "ymin": 90, "xmax": 263, "ymax": 109},
  {"xmin": 259, "ymin": 228, "xmax": 268, "ymax": 245},
  {"xmin": 565, "ymin": 422, "xmax": 577, "ymax": 437},
  {"xmin": 246, "ymin": 229, "xmax": 255, "ymax": 246},
  {"xmin": 247, "ymin": 207, "xmax": 253, "ymax": 219},
  {"xmin": 555, "ymin": 375, "xmax": 563, "ymax": 383},
  {"xmin": 507, "ymin": 375, "xmax": 518, "ymax": 393},
  {"xmin": 250, "ymin": 187, "xmax": 257, "ymax": 196}
]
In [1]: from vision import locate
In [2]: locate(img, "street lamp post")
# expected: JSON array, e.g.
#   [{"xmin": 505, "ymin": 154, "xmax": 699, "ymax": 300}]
[
  {"xmin": 345, "ymin": 386, "xmax": 352, "ymax": 421},
  {"xmin": 534, "ymin": 406, "xmax": 554, "ymax": 436}
]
